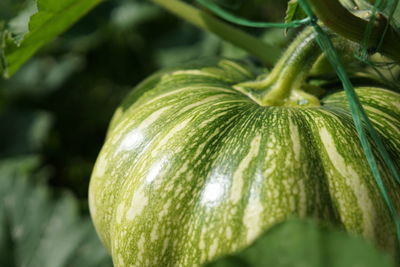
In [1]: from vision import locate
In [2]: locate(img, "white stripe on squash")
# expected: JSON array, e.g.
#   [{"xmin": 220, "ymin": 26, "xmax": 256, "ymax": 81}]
[
  {"xmin": 319, "ymin": 126, "xmax": 375, "ymax": 238},
  {"xmin": 230, "ymin": 134, "xmax": 261, "ymax": 204}
]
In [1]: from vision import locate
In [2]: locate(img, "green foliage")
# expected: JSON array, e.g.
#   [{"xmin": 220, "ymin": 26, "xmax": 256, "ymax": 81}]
[
  {"xmin": 1, "ymin": 0, "xmax": 103, "ymax": 78},
  {"xmin": 205, "ymin": 219, "xmax": 395, "ymax": 267},
  {"xmin": 0, "ymin": 157, "xmax": 111, "ymax": 267}
]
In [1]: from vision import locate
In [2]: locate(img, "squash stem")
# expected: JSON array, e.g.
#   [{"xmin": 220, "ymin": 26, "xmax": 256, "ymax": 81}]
[{"xmin": 234, "ymin": 27, "xmax": 322, "ymax": 107}]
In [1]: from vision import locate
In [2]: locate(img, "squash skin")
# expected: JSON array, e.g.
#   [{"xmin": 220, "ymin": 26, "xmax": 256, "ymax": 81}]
[{"xmin": 89, "ymin": 59, "xmax": 400, "ymax": 266}]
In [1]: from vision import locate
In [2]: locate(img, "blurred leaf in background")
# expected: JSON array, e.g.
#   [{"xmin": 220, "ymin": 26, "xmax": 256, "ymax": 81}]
[
  {"xmin": 0, "ymin": 110, "xmax": 51, "ymax": 157},
  {"xmin": 205, "ymin": 219, "xmax": 395, "ymax": 267},
  {"xmin": 0, "ymin": 157, "xmax": 111, "ymax": 267}
]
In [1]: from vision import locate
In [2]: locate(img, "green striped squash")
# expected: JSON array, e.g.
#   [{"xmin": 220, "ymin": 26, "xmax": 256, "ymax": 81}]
[{"xmin": 89, "ymin": 59, "xmax": 400, "ymax": 266}]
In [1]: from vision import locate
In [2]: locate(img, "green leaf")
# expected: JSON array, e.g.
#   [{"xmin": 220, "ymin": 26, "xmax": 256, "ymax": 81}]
[
  {"xmin": 3, "ymin": 0, "xmax": 103, "ymax": 78},
  {"xmin": 0, "ymin": 157, "xmax": 112, "ymax": 267},
  {"xmin": 205, "ymin": 219, "xmax": 395, "ymax": 267},
  {"xmin": 284, "ymin": 0, "xmax": 307, "ymax": 25},
  {"xmin": 8, "ymin": 0, "xmax": 37, "ymax": 44}
]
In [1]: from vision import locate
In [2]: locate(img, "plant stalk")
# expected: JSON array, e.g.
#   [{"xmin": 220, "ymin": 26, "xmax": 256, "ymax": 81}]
[
  {"xmin": 234, "ymin": 27, "xmax": 322, "ymax": 107},
  {"xmin": 150, "ymin": 0, "xmax": 281, "ymax": 67},
  {"xmin": 307, "ymin": 0, "xmax": 400, "ymax": 62}
]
